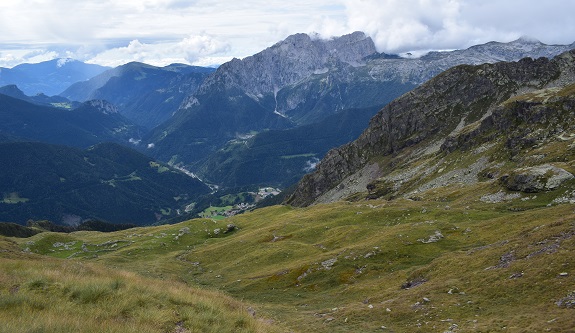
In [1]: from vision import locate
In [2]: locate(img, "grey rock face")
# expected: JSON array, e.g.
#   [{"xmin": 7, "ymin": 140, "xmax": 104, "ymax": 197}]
[
  {"xmin": 193, "ymin": 31, "xmax": 377, "ymax": 98},
  {"xmin": 501, "ymin": 164, "xmax": 574, "ymax": 192},
  {"xmin": 182, "ymin": 34, "xmax": 575, "ymax": 122}
]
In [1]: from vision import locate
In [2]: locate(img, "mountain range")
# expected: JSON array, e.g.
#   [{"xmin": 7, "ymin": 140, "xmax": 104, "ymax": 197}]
[
  {"xmin": 60, "ymin": 62, "xmax": 216, "ymax": 129},
  {"xmin": 0, "ymin": 32, "xmax": 574, "ymax": 225},
  {"xmin": 0, "ymin": 93, "xmax": 141, "ymax": 148},
  {"xmin": 0, "ymin": 58, "xmax": 109, "ymax": 96},
  {"xmin": 0, "ymin": 84, "xmax": 79, "ymax": 109},
  {"xmin": 288, "ymin": 49, "xmax": 575, "ymax": 206},
  {"xmin": 146, "ymin": 32, "xmax": 575, "ymax": 189},
  {"xmin": 1, "ymin": 33, "xmax": 575, "ymax": 332}
]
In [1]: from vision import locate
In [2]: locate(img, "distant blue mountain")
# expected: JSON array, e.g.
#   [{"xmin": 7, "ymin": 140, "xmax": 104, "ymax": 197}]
[
  {"xmin": 0, "ymin": 58, "xmax": 109, "ymax": 96},
  {"xmin": 0, "ymin": 84, "xmax": 79, "ymax": 109},
  {"xmin": 60, "ymin": 62, "xmax": 215, "ymax": 129},
  {"xmin": 0, "ymin": 93, "xmax": 141, "ymax": 148}
]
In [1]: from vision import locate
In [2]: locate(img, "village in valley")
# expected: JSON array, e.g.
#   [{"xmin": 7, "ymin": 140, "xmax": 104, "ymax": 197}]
[{"xmin": 198, "ymin": 187, "xmax": 281, "ymax": 220}]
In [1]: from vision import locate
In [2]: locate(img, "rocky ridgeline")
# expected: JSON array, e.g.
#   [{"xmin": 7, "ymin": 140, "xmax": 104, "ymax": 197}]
[
  {"xmin": 150, "ymin": 32, "xmax": 575, "ymax": 179},
  {"xmin": 182, "ymin": 33, "xmax": 575, "ymax": 117},
  {"xmin": 368, "ymin": 38, "xmax": 575, "ymax": 85},
  {"xmin": 287, "ymin": 50, "xmax": 575, "ymax": 206},
  {"xmin": 191, "ymin": 31, "xmax": 377, "ymax": 100}
]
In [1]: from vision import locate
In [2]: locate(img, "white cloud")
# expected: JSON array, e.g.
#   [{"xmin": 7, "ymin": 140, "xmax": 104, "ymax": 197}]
[
  {"xmin": 330, "ymin": 0, "xmax": 575, "ymax": 54},
  {"xmin": 177, "ymin": 35, "xmax": 231, "ymax": 63},
  {"xmin": 1, "ymin": 0, "xmax": 574, "ymax": 68},
  {"xmin": 0, "ymin": 49, "xmax": 60, "ymax": 68},
  {"xmin": 86, "ymin": 34, "xmax": 231, "ymax": 67}
]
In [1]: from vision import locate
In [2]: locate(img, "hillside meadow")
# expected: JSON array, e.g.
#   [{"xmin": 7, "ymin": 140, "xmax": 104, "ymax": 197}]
[{"xmin": 2, "ymin": 182, "xmax": 574, "ymax": 332}]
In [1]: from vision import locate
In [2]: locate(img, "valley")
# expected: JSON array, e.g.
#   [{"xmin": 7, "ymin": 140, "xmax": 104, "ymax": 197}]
[{"xmin": 1, "ymin": 30, "xmax": 575, "ymax": 332}]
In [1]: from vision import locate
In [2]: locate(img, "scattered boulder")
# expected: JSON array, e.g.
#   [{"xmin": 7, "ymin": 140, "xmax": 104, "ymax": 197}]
[
  {"xmin": 223, "ymin": 224, "xmax": 238, "ymax": 233},
  {"xmin": 401, "ymin": 277, "xmax": 427, "ymax": 289},
  {"xmin": 555, "ymin": 291, "xmax": 575, "ymax": 308},
  {"xmin": 501, "ymin": 164, "xmax": 574, "ymax": 193},
  {"xmin": 480, "ymin": 191, "xmax": 521, "ymax": 203},
  {"xmin": 321, "ymin": 258, "xmax": 337, "ymax": 270},
  {"xmin": 418, "ymin": 230, "xmax": 444, "ymax": 243}
]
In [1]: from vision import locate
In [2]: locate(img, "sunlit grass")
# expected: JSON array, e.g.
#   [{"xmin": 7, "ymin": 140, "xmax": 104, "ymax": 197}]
[{"xmin": 0, "ymin": 247, "xmax": 278, "ymax": 333}]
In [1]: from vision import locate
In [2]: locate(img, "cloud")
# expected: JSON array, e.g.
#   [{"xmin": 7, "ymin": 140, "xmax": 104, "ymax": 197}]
[
  {"xmin": 312, "ymin": 0, "xmax": 575, "ymax": 54},
  {"xmin": 177, "ymin": 35, "xmax": 231, "ymax": 63},
  {"xmin": 86, "ymin": 34, "xmax": 231, "ymax": 67},
  {"xmin": 2, "ymin": 0, "xmax": 574, "ymax": 68},
  {"xmin": 0, "ymin": 49, "xmax": 60, "ymax": 68}
]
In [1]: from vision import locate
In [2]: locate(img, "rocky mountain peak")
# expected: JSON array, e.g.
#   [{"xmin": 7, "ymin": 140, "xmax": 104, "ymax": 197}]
[{"xmin": 192, "ymin": 31, "xmax": 377, "ymax": 99}]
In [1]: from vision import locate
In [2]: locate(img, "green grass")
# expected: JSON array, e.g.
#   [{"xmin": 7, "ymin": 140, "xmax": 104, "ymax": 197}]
[
  {"xmin": 8, "ymin": 183, "xmax": 575, "ymax": 332},
  {"xmin": 0, "ymin": 238, "xmax": 279, "ymax": 333},
  {"xmin": 149, "ymin": 161, "xmax": 170, "ymax": 173}
]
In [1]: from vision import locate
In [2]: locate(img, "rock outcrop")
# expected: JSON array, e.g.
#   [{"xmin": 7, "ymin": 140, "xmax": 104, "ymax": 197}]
[{"xmin": 501, "ymin": 165, "xmax": 574, "ymax": 192}]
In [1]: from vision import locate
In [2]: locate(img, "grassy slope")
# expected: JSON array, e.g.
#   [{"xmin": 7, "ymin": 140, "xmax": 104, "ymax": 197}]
[
  {"xmin": 4, "ymin": 184, "xmax": 575, "ymax": 332},
  {"xmin": 2, "ymin": 84, "xmax": 575, "ymax": 332},
  {"xmin": 0, "ymin": 235, "xmax": 279, "ymax": 333}
]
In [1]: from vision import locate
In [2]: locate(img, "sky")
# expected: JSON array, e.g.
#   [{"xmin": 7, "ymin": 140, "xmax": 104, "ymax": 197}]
[{"xmin": 1, "ymin": 0, "xmax": 574, "ymax": 68}]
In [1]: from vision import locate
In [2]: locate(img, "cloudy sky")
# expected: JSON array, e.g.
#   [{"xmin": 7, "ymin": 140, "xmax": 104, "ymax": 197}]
[{"xmin": 1, "ymin": 0, "xmax": 574, "ymax": 68}]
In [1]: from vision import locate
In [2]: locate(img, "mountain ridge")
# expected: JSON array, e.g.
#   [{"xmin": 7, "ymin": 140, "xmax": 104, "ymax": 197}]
[
  {"xmin": 0, "ymin": 84, "xmax": 78, "ymax": 108},
  {"xmin": 60, "ymin": 62, "xmax": 216, "ymax": 129},
  {"xmin": 0, "ymin": 58, "xmax": 109, "ymax": 96},
  {"xmin": 287, "ymin": 49, "xmax": 575, "ymax": 206},
  {"xmin": 147, "ymin": 33, "xmax": 575, "ymax": 173},
  {"xmin": 0, "ymin": 93, "xmax": 141, "ymax": 148}
]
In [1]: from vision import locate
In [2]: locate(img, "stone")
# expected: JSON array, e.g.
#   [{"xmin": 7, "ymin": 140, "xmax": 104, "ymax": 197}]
[
  {"xmin": 418, "ymin": 231, "xmax": 444, "ymax": 244},
  {"xmin": 501, "ymin": 164, "xmax": 574, "ymax": 193},
  {"xmin": 321, "ymin": 258, "xmax": 337, "ymax": 270},
  {"xmin": 224, "ymin": 224, "xmax": 238, "ymax": 233},
  {"xmin": 555, "ymin": 292, "xmax": 575, "ymax": 308},
  {"xmin": 402, "ymin": 277, "xmax": 427, "ymax": 289}
]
